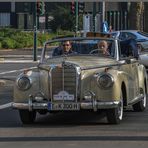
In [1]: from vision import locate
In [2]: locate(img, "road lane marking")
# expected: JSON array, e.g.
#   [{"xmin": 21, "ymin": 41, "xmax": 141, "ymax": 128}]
[
  {"xmin": 0, "ymin": 102, "xmax": 12, "ymax": 109},
  {"xmin": 0, "ymin": 66, "xmax": 37, "ymax": 75}
]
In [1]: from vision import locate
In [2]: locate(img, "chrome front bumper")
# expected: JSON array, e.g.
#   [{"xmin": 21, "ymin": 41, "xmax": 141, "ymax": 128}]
[{"xmin": 12, "ymin": 100, "xmax": 120, "ymax": 111}]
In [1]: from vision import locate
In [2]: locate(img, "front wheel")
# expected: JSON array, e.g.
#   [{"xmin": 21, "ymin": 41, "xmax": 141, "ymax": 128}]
[
  {"xmin": 19, "ymin": 110, "xmax": 36, "ymax": 124},
  {"xmin": 106, "ymin": 91, "xmax": 123, "ymax": 124}
]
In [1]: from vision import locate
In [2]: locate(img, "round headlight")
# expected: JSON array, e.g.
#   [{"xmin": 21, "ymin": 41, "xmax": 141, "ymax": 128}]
[
  {"xmin": 97, "ymin": 74, "xmax": 114, "ymax": 89},
  {"xmin": 17, "ymin": 76, "xmax": 31, "ymax": 90}
]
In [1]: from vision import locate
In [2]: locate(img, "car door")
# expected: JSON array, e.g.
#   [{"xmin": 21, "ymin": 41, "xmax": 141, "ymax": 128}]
[{"xmin": 119, "ymin": 42, "xmax": 139, "ymax": 102}]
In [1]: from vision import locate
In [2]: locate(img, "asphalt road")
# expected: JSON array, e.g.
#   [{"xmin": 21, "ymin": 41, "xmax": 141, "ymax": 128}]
[
  {"xmin": 0, "ymin": 63, "xmax": 37, "ymax": 80},
  {"xmin": 0, "ymin": 58, "xmax": 148, "ymax": 148},
  {"xmin": 0, "ymin": 101, "xmax": 148, "ymax": 148}
]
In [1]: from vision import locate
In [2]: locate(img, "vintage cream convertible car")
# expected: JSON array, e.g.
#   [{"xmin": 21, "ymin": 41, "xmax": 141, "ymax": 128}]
[{"xmin": 12, "ymin": 36, "xmax": 148, "ymax": 124}]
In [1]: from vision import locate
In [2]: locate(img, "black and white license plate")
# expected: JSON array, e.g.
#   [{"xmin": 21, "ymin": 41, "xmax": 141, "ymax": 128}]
[{"xmin": 48, "ymin": 103, "xmax": 80, "ymax": 111}]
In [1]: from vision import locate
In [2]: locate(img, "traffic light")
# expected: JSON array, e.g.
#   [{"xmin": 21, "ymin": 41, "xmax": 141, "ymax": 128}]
[
  {"xmin": 70, "ymin": 2, "xmax": 76, "ymax": 15},
  {"xmin": 78, "ymin": 2, "xmax": 85, "ymax": 14},
  {"xmin": 37, "ymin": 1, "xmax": 45, "ymax": 16}
]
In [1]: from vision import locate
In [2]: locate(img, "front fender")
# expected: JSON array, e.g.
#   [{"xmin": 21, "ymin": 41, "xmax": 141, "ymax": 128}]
[{"xmin": 81, "ymin": 68, "xmax": 127, "ymax": 102}]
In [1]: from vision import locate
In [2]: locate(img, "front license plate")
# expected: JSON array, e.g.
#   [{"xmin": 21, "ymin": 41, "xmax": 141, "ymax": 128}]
[{"xmin": 48, "ymin": 103, "xmax": 80, "ymax": 111}]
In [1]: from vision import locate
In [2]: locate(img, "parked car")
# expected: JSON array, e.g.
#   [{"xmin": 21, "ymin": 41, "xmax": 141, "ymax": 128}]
[
  {"xmin": 12, "ymin": 36, "xmax": 147, "ymax": 124},
  {"xmin": 111, "ymin": 30, "xmax": 148, "ymax": 71},
  {"xmin": 111, "ymin": 30, "xmax": 148, "ymax": 50}
]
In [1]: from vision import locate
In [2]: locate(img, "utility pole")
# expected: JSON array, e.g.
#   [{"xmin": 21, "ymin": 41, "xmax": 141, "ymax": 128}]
[
  {"xmin": 92, "ymin": 2, "xmax": 96, "ymax": 32},
  {"xmin": 33, "ymin": 1, "xmax": 37, "ymax": 61},
  {"xmin": 102, "ymin": 2, "xmax": 105, "ymax": 23},
  {"xmin": 75, "ymin": 0, "xmax": 79, "ymax": 36}
]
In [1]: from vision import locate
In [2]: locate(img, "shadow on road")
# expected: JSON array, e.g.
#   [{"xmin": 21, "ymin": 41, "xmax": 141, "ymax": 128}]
[{"xmin": 0, "ymin": 79, "xmax": 14, "ymax": 105}]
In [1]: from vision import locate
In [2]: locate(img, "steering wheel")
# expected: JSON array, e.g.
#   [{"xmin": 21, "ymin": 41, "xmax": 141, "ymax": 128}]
[{"xmin": 89, "ymin": 49, "xmax": 99, "ymax": 54}]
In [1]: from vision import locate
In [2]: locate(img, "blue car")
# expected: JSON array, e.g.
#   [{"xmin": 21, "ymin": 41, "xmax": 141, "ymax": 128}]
[{"xmin": 111, "ymin": 30, "xmax": 148, "ymax": 50}]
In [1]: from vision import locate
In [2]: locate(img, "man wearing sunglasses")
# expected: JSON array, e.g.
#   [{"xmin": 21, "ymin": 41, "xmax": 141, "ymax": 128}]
[
  {"xmin": 53, "ymin": 40, "xmax": 75, "ymax": 56},
  {"xmin": 62, "ymin": 41, "xmax": 73, "ymax": 55}
]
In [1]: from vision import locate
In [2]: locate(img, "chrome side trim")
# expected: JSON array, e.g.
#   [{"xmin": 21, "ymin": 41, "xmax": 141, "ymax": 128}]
[{"xmin": 128, "ymin": 94, "xmax": 144, "ymax": 105}]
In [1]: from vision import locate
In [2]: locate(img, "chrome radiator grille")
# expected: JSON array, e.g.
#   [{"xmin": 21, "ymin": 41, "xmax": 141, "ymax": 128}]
[{"xmin": 51, "ymin": 64, "xmax": 77, "ymax": 100}]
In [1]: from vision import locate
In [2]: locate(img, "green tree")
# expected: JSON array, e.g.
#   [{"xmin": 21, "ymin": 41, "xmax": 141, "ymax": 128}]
[{"xmin": 48, "ymin": 4, "xmax": 75, "ymax": 32}]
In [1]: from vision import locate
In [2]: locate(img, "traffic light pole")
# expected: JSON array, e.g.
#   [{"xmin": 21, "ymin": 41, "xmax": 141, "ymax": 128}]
[
  {"xmin": 75, "ymin": 0, "xmax": 78, "ymax": 36},
  {"xmin": 33, "ymin": 1, "xmax": 37, "ymax": 61}
]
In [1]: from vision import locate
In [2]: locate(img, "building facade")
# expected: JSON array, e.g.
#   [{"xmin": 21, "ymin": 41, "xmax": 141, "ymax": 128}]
[{"xmin": 0, "ymin": 2, "xmax": 147, "ymax": 32}]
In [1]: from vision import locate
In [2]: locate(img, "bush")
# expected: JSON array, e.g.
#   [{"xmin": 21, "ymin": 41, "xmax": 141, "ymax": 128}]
[
  {"xmin": 37, "ymin": 33, "xmax": 51, "ymax": 46},
  {"xmin": 2, "ymin": 38, "xmax": 16, "ymax": 49},
  {"xmin": 10, "ymin": 31, "xmax": 33, "ymax": 48},
  {"xmin": 0, "ymin": 28, "xmax": 73, "ymax": 49}
]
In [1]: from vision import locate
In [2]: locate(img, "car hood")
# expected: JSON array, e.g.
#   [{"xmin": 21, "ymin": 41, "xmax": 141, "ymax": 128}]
[{"xmin": 39, "ymin": 56, "xmax": 118, "ymax": 70}]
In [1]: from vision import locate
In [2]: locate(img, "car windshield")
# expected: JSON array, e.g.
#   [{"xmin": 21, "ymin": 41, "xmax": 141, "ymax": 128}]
[{"xmin": 42, "ymin": 38, "xmax": 116, "ymax": 60}]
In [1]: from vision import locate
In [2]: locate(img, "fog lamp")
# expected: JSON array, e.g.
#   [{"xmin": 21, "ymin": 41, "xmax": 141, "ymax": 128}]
[
  {"xmin": 84, "ymin": 91, "xmax": 95, "ymax": 101},
  {"xmin": 34, "ymin": 92, "xmax": 45, "ymax": 102}
]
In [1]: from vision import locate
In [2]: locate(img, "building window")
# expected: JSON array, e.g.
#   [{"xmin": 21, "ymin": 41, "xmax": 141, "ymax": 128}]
[
  {"xmin": 0, "ymin": 13, "xmax": 10, "ymax": 27},
  {"xmin": 27, "ymin": 14, "xmax": 33, "ymax": 29},
  {"xmin": 17, "ymin": 13, "xmax": 24, "ymax": 29}
]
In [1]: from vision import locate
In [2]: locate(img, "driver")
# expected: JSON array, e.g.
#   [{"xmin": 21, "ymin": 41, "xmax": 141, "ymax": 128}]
[
  {"xmin": 90, "ymin": 40, "xmax": 110, "ymax": 55},
  {"xmin": 97, "ymin": 40, "xmax": 110, "ymax": 55}
]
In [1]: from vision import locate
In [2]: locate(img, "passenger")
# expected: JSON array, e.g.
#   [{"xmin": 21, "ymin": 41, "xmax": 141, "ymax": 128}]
[
  {"xmin": 52, "ymin": 41, "xmax": 75, "ymax": 56},
  {"xmin": 62, "ymin": 41, "xmax": 73, "ymax": 55}
]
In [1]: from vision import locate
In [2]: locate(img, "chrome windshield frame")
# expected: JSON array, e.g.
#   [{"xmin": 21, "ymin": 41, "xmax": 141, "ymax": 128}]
[{"xmin": 40, "ymin": 37, "xmax": 118, "ymax": 63}]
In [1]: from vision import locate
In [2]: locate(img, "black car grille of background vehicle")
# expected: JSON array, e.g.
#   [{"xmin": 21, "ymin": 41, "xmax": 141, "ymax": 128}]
[{"xmin": 51, "ymin": 64, "xmax": 77, "ymax": 101}]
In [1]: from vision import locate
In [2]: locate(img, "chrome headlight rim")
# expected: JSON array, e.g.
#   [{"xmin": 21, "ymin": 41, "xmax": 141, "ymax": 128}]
[
  {"xmin": 16, "ymin": 75, "xmax": 32, "ymax": 91},
  {"xmin": 97, "ymin": 73, "xmax": 114, "ymax": 89}
]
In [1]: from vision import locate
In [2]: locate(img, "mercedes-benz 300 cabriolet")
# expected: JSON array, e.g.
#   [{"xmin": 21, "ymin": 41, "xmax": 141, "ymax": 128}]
[{"xmin": 12, "ymin": 36, "xmax": 147, "ymax": 124}]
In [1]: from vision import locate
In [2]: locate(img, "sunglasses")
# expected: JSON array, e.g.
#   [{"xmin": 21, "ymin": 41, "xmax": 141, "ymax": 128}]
[{"xmin": 63, "ymin": 44, "xmax": 70, "ymax": 46}]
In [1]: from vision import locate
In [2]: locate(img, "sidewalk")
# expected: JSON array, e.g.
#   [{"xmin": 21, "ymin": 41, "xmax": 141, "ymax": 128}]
[
  {"xmin": 0, "ymin": 48, "xmax": 42, "ymax": 56},
  {"xmin": 0, "ymin": 48, "xmax": 41, "ymax": 63}
]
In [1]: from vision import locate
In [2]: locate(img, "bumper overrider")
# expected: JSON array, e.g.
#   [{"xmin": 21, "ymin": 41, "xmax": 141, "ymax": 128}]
[{"xmin": 12, "ymin": 99, "xmax": 120, "ymax": 112}]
